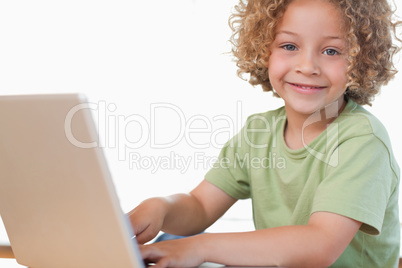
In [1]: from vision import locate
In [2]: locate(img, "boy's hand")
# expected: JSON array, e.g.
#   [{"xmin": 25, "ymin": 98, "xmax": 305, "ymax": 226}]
[
  {"xmin": 128, "ymin": 181, "xmax": 237, "ymax": 245},
  {"xmin": 128, "ymin": 197, "xmax": 168, "ymax": 244},
  {"xmin": 139, "ymin": 235, "xmax": 206, "ymax": 268}
]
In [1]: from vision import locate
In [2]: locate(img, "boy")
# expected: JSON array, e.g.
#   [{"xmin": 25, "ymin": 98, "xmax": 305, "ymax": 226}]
[{"xmin": 129, "ymin": 0, "xmax": 401, "ymax": 267}]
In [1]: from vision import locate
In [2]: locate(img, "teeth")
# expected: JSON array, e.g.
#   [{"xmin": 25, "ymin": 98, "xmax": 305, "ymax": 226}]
[{"xmin": 295, "ymin": 84, "xmax": 321, "ymax": 89}]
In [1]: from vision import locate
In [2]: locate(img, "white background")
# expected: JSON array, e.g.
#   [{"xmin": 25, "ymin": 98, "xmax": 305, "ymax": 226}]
[{"xmin": 0, "ymin": 0, "xmax": 402, "ymax": 242}]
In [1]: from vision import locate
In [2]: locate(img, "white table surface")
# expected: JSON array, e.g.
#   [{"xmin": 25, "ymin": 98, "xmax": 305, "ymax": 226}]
[{"xmin": 0, "ymin": 258, "xmax": 27, "ymax": 267}]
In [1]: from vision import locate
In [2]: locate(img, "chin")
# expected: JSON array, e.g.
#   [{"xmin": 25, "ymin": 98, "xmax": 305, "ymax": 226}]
[{"xmin": 287, "ymin": 101, "xmax": 326, "ymax": 116}]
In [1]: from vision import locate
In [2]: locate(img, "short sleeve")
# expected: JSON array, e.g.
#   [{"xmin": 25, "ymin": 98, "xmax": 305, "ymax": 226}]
[
  {"xmin": 205, "ymin": 125, "xmax": 251, "ymax": 200},
  {"xmin": 312, "ymin": 134, "xmax": 398, "ymax": 235}
]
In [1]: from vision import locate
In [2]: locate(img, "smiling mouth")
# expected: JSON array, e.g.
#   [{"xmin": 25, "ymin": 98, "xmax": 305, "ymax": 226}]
[
  {"xmin": 289, "ymin": 83, "xmax": 325, "ymax": 89},
  {"xmin": 288, "ymin": 82, "xmax": 326, "ymax": 94}
]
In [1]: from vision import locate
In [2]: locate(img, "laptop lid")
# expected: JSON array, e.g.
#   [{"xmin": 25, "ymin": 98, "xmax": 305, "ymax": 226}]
[{"xmin": 0, "ymin": 94, "xmax": 144, "ymax": 268}]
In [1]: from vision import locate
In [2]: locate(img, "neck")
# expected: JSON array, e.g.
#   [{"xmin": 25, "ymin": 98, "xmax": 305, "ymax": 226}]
[{"xmin": 284, "ymin": 98, "xmax": 346, "ymax": 150}]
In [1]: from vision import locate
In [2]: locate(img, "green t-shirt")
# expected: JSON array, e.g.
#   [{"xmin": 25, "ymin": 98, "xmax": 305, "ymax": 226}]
[{"xmin": 205, "ymin": 100, "xmax": 400, "ymax": 267}]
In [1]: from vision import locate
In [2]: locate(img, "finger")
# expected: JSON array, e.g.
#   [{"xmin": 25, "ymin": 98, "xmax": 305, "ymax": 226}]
[
  {"xmin": 135, "ymin": 228, "xmax": 158, "ymax": 244},
  {"xmin": 139, "ymin": 244, "xmax": 163, "ymax": 262},
  {"xmin": 130, "ymin": 218, "xmax": 148, "ymax": 235},
  {"xmin": 127, "ymin": 210, "xmax": 149, "ymax": 234},
  {"xmin": 135, "ymin": 234, "xmax": 153, "ymax": 245},
  {"xmin": 151, "ymin": 257, "xmax": 172, "ymax": 268}
]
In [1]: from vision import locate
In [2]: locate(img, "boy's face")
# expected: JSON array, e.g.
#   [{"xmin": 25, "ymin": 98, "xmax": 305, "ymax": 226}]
[{"xmin": 268, "ymin": 0, "xmax": 348, "ymax": 116}]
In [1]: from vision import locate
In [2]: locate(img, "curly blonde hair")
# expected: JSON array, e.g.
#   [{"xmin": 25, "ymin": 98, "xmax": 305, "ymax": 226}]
[{"xmin": 230, "ymin": 0, "xmax": 401, "ymax": 105}]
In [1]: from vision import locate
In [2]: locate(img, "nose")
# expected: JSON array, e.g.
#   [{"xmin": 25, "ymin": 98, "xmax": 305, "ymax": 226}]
[{"xmin": 295, "ymin": 51, "xmax": 320, "ymax": 76}]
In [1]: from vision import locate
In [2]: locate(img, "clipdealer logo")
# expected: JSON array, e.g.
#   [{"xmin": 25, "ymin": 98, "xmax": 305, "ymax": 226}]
[
  {"xmin": 64, "ymin": 100, "xmax": 340, "ymax": 172},
  {"xmin": 64, "ymin": 101, "xmax": 244, "ymax": 160}
]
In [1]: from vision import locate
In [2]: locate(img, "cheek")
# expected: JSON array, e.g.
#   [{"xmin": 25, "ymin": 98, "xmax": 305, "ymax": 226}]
[
  {"xmin": 330, "ymin": 61, "xmax": 349, "ymax": 86},
  {"xmin": 268, "ymin": 53, "xmax": 289, "ymax": 81}
]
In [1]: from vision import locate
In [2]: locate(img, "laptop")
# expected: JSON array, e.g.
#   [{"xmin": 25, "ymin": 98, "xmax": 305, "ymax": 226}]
[{"xmin": 0, "ymin": 94, "xmax": 145, "ymax": 268}]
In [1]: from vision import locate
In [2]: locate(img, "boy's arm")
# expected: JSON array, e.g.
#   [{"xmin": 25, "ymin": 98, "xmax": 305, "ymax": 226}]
[
  {"xmin": 140, "ymin": 204, "xmax": 362, "ymax": 268},
  {"xmin": 203, "ymin": 211, "xmax": 361, "ymax": 267},
  {"xmin": 128, "ymin": 180, "xmax": 237, "ymax": 244}
]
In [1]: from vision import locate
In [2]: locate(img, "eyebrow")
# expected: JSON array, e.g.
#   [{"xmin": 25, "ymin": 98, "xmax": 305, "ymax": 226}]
[{"xmin": 276, "ymin": 30, "xmax": 343, "ymax": 40}]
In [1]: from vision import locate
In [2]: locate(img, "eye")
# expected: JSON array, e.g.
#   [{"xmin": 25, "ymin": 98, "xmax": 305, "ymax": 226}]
[
  {"xmin": 323, "ymin": 48, "xmax": 339, "ymax": 56},
  {"xmin": 281, "ymin": 44, "xmax": 297, "ymax": 51}
]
